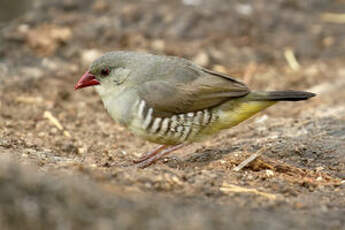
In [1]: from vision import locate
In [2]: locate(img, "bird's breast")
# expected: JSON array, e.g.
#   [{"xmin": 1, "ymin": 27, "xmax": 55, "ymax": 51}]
[{"xmin": 99, "ymin": 88, "xmax": 139, "ymax": 127}]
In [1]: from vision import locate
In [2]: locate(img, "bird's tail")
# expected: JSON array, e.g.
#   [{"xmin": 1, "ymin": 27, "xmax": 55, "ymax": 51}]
[
  {"xmin": 211, "ymin": 90, "xmax": 315, "ymax": 132},
  {"xmin": 247, "ymin": 90, "xmax": 316, "ymax": 101}
]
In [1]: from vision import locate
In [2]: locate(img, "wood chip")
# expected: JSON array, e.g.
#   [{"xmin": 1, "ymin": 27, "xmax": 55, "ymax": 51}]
[
  {"xmin": 212, "ymin": 65, "xmax": 227, "ymax": 73},
  {"xmin": 193, "ymin": 52, "xmax": 209, "ymax": 66},
  {"xmin": 63, "ymin": 130, "xmax": 71, "ymax": 138},
  {"xmin": 220, "ymin": 182, "xmax": 278, "ymax": 200}
]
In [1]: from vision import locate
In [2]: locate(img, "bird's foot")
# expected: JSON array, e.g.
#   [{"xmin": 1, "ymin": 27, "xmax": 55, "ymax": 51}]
[
  {"xmin": 133, "ymin": 145, "xmax": 168, "ymax": 163},
  {"xmin": 134, "ymin": 144, "xmax": 185, "ymax": 168}
]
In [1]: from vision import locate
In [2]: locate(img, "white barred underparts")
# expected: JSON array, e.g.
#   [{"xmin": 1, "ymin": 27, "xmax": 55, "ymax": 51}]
[{"xmin": 135, "ymin": 99, "xmax": 217, "ymax": 142}]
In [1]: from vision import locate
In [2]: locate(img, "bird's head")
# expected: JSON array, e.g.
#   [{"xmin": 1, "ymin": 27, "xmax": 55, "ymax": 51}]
[{"xmin": 74, "ymin": 52, "xmax": 132, "ymax": 94}]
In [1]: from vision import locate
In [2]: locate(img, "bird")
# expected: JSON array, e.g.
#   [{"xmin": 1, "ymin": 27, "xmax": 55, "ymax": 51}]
[{"xmin": 75, "ymin": 51, "xmax": 315, "ymax": 168}]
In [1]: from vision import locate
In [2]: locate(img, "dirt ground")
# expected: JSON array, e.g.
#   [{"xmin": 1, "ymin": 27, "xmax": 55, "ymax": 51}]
[{"xmin": 0, "ymin": 0, "xmax": 345, "ymax": 229}]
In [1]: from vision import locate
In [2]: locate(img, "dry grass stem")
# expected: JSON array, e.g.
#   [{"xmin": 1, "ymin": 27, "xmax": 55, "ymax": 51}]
[
  {"xmin": 15, "ymin": 96, "xmax": 43, "ymax": 104},
  {"xmin": 321, "ymin": 13, "xmax": 345, "ymax": 24},
  {"xmin": 233, "ymin": 147, "xmax": 267, "ymax": 171},
  {"xmin": 43, "ymin": 111, "xmax": 71, "ymax": 138},
  {"xmin": 284, "ymin": 49, "xmax": 300, "ymax": 71},
  {"xmin": 220, "ymin": 182, "xmax": 278, "ymax": 200}
]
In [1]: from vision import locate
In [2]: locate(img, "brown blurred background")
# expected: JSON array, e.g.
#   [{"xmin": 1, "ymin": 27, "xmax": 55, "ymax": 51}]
[{"xmin": 0, "ymin": 0, "xmax": 344, "ymax": 229}]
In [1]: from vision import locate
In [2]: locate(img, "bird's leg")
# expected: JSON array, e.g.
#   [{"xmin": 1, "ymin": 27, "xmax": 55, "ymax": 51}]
[
  {"xmin": 133, "ymin": 145, "xmax": 168, "ymax": 163},
  {"xmin": 135, "ymin": 144, "xmax": 186, "ymax": 168}
]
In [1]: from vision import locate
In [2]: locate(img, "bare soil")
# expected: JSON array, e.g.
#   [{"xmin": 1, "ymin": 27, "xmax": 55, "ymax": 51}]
[{"xmin": 0, "ymin": 0, "xmax": 344, "ymax": 229}]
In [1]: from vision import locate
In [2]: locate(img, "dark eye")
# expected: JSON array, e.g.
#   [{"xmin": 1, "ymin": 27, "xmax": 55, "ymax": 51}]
[{"xmin": 100, "ymin": 68, "xmax": 110, "ymax": 76}]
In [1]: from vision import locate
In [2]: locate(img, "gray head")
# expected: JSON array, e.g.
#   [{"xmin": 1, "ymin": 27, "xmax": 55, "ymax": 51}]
[{"xmin": 74, "ymin": 51, "xmax": 142, "ymax": 91}]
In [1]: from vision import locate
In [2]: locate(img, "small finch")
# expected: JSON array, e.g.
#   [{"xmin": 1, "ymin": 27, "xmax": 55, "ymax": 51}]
[{"xmin": 75, "ymin": 51, "xmax": 315, "ymax": 168}]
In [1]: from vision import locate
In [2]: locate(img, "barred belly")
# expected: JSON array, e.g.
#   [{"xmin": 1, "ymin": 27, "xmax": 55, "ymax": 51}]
[{"xmin": 129, "ymin": 99, "xmax": 219, "ymax": 145}]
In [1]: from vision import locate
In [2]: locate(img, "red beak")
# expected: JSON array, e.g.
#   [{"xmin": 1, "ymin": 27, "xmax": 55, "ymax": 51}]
[{"xmin": 74, "ymin": 71, "xmax": 100, "ymax": 90}]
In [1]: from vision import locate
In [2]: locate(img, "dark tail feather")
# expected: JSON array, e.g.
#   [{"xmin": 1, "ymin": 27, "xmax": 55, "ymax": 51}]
[{"xmin": 249, "ymin": 90, "xmax": 316, "ymax": 101}]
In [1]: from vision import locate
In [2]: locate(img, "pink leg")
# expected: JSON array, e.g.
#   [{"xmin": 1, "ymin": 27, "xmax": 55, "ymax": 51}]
[
  {"xmin": 133, "ymin": 145, "xmax": 168, "ymax": 163},
  {"xmin": 135, "ymin": 144, "xmax": 186, "ymax": 168}
]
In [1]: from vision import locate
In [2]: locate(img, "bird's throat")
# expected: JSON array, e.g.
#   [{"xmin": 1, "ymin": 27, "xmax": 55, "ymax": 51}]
[{"xmin": 96, "ymin": 87, "xmax": 139, "ymax": 127}]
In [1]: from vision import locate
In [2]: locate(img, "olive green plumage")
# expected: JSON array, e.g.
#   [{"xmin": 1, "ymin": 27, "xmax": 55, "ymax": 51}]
[{"xmin": 85, "ymin": 51, "xmax": 315, "ymax": 145}]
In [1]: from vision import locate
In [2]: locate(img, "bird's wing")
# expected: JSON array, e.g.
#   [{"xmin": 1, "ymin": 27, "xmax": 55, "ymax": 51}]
[{"xmin": 136, "ymin": 65, "xmax": 250, "ymax": 117}]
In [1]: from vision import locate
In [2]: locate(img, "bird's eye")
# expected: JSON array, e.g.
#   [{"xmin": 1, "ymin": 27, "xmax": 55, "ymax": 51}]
[{"xmin": 100, "ymin": 68, "xmax": 110, "ymax": 76}]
